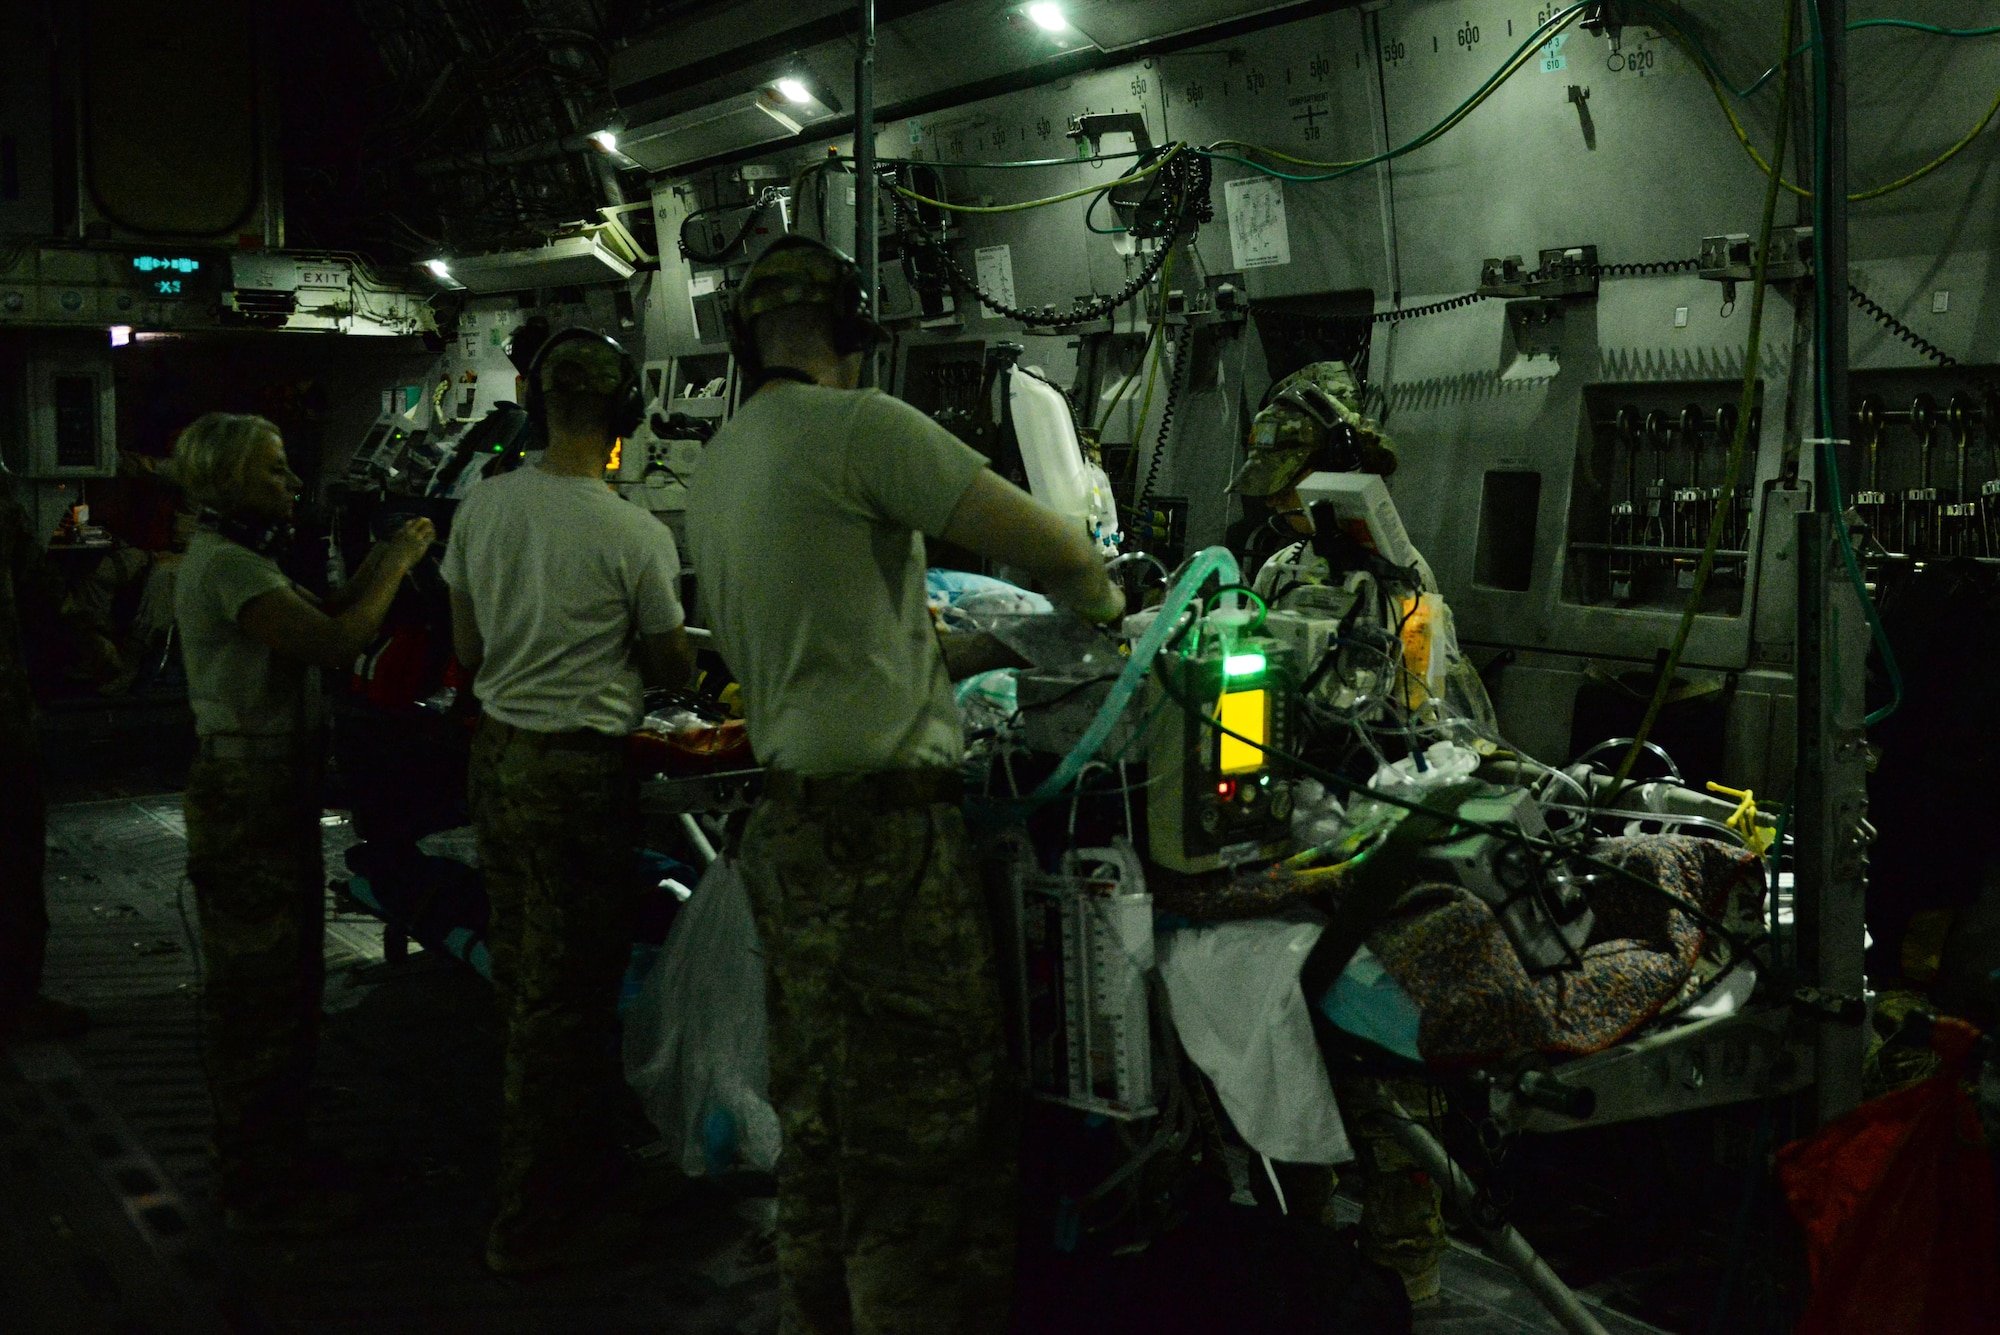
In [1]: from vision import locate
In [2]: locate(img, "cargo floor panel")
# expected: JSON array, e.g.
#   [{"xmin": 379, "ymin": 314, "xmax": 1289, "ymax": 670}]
[
  {"xmin": 11, "ymin": 795, "xmax": 1675, "ymax": 1335},
  {"xmin": 13, "ymin": 797, "xmax": 775, "ymax": 1335}
]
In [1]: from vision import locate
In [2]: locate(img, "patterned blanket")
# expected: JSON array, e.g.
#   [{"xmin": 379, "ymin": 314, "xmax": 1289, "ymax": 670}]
[{"xmin": 1365, "ymin": 834, "xmax": 1764, "ymax": 1063}]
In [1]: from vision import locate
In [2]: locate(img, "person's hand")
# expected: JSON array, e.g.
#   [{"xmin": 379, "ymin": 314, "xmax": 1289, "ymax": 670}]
[
  {"xmin": 384, "ymin": 517, "xmax": 436, "ymax": 569},
  {"xmin": 80, "ymin": 633, "xmax": 124, "ymax": 684},
  {"xmin": 1081, "ymin": 580, "xmax": 1126, "ymax": 626}
]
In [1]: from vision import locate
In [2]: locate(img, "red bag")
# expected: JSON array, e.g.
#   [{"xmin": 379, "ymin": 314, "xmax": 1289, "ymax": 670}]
[
  {"xmin": 353, "ymin": 625, "xmax": 431, "ymax": 709},
  {"xmin": 1776, "ymin": 1018, "xmax": 1998, "ymax": 1335}
]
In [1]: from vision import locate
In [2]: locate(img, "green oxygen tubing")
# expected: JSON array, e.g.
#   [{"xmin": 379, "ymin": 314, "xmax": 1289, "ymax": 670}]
[{"xmin": 1031, "ymin": 545, "xmax": 1242, "ymax": 802}]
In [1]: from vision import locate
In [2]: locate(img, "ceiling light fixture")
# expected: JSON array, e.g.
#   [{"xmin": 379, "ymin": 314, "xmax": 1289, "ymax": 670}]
[
  {"xmin": 1026, "ymin": 2, "xmax": 1067, "ymax": 32},
  {"xmin": 590, "ymin": 129, "xmax": 619, "ymax": 152},
  {"xmin": 425, "ymin": 259, "xmax": 452, "ymax": 278},
  {"xmin": 775, "ymin": 78, "xmax": 812, "ymax": 104}
]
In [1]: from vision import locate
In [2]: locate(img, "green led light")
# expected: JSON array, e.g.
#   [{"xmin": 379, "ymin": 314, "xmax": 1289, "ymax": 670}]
[
  {"xmin": 132, "ymin": 255, "xmax": 200, "ymax": 274},
  {"xmin": 1223, "ymin": 652, "xmax": 1266, "ymax": 678}
]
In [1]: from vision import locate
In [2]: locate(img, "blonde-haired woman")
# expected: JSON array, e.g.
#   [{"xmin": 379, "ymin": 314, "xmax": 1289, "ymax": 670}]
[{"xmin": 171, "ymin": 412, "xmax": 433, "ymax": 1236}]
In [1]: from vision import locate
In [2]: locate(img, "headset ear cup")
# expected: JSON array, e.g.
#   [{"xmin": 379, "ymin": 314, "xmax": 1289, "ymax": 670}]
[
  {"xmin": 724, "ymin": 308, "xmax": 758, "ymax": 377},
  {"xmin": 830, "ymin": 269, "xmax": 874, "ymax": 356},
  {"xmin": 617, "ymin": 381, "xmax": 644, "ymax": 439}
]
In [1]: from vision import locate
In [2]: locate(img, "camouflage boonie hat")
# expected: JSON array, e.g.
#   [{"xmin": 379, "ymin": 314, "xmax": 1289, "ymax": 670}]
[
  {"xmin": 1230, "ymin": 360, "xmax": 1397, "ymax": 497},
  {"xmin": 538, "ymin": 337, "xmax": 630, "ymax": 397}
]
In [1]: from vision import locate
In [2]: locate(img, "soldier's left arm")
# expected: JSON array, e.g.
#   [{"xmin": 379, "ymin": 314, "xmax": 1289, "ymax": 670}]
[{"xmin": 322, "ymin": 540, "xmax": 393, "ymax": 613}]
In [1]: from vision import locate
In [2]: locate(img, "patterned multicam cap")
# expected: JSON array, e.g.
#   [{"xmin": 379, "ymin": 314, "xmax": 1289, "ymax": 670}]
[
  {"xmin": 734, "ymin": 235, "xmax": 873, "ymax": 327},
  {"xmin": 1229, "ymin": 360, "xmax": 1397, "ymax": 497},
  {"xmin": 537, "ymin": 336, "xmax": 630, "ymax": 397}
]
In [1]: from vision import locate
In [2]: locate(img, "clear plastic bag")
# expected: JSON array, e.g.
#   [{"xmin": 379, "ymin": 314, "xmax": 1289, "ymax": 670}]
[{"xmin": 621, "ymin": 858, "xmax": 781, "ymax": 1175}]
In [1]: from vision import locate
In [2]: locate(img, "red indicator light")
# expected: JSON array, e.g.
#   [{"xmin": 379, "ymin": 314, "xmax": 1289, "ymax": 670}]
[{"xmin": 1216, "ymin": 780, "xmax": 1236, "ymax": 801}]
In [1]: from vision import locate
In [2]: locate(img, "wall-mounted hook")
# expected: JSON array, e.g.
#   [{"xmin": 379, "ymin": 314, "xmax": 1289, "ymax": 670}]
[{"xmin": 1567, "ymin": 85, "xmax": 1596, "ymax": 151}]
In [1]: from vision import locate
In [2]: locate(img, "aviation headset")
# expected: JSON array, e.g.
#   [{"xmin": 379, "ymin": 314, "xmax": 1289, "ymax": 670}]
[
  {"xmin": 723, "ymin": 234, "xmax": 885, "ymax": 381},
  {"xmin": 197, "ymin": 439, "xmax": 303, "ymax": 557},
  {"xmin": 201, "ymin": 508, "xmax": 294, "ymax": 558},
  {"xmin": 1272, "ymin": 379, "xmax": 1372, "ymax": 473},
  {"xmin": 523, "ymin": 328, "xmax": 645, "ymax": 440},
  {"xmin": 1276, "ymin": 379, "xmax": 1340, "ymax": 433}
]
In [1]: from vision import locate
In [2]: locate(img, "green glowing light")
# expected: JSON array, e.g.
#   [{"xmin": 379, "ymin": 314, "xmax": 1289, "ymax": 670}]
[
  {"xmin": 132, "ymin": 255, "xmax": 200, "ymax": 274},
  {"xmin": 1223, "ymin": 652, "xmax": 1266, "ymax": 678}
]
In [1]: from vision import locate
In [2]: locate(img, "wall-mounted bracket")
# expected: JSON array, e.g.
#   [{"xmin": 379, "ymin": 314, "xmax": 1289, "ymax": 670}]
[
  {"xmin": 1067, "ymin": 112, "xmax": 1164, "ymax": 227},
  {"xmin": 1567, "ymin": 85, "xmax": 1596, "ymax": 151},
  {"xmin": 1698, "ymin": 227, "xmax": 1815, "ymax": 306},
  {"xmin": 1479, "ymin": 245, "xmax": 1600, "ymax": 300}
]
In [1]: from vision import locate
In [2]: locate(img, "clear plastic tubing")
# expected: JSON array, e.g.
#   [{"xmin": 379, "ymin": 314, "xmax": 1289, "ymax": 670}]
[{"xmin": 1030, "ymin": 545, "xmax": 1242, "ymax": 802}]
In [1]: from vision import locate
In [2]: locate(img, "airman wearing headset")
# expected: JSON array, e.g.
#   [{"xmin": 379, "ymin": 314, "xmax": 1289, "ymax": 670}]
[
  {"xmin": 441, "ymin": 331, "xmax": 694, "ymax": 1275},
  {"xmin": 686, "ymin": 234, "xmax": 1122, "ymax": 1333},
  {"xmin": 169, "ymin": 412, "xmax": 435, "ymax": 1237}
]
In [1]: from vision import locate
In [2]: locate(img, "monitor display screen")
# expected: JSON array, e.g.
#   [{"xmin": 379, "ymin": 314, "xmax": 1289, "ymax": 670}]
[{"xmin": 1217, "ymin": 687, "xmax": 1268, "ymax": 776}]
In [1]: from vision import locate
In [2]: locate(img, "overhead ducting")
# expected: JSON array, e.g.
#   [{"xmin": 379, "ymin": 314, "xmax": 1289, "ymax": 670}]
[
  {"xmin": 443, "ymin": 232, "xmax": 638, "ymax": 294},
  {"xmin": 1061, "ymin": 0, "xmax": 1303, "ymax": 52},
  {"xmin": 608, "ymin": 0, "xmax": 1320, "ymax": 173}
]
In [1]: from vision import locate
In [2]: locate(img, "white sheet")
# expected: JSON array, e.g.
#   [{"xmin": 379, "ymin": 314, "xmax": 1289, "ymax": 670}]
[{"xmin": 1158, "ymin": 920, "xmax": 1352, "ymax": 1164}]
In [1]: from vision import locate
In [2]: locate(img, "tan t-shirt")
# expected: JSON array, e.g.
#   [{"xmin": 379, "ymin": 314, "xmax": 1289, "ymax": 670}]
[
  {"xmin": 175, "ymin": 530, "xmax": 324, "ymax": 737},
  {"xmin": 687, "ymin": 382, "xmax": 987, "ymax": 776},
  {"xmin": 442, "ymin": 466, "xmax": 686, "ymax": 736}
]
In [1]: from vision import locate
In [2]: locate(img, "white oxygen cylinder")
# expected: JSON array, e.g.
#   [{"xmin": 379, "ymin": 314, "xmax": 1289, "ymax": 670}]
[{"xmin": 1008, "ymin": 367, "xmax": 1122, "ymax": 554}]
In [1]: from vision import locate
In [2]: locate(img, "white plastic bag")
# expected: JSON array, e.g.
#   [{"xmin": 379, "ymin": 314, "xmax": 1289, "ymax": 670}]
[
  {"xmin": 622, "ymin": 858, "xmax": 781, "ymax": 1175},
  {"xmin": 1158, "ymin": 920, "xmax": 1353, "ymax": 1165}
]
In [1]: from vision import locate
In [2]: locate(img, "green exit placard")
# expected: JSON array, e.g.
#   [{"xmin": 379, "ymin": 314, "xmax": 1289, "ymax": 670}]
[{"xmin": 130, "ymin": 254, "xmax": 205, "ymax": 298}]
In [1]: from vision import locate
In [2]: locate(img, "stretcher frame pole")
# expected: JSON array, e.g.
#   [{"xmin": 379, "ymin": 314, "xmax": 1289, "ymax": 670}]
[{"xmin": 1366, "ymin": 1083, "xmax": 1611, "ymax": 1335}]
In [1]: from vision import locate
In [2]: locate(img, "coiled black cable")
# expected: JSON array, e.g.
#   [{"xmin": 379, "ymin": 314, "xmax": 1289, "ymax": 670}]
[
  {"xmin": 1367, "ymin": 258, "xmax": 1697, "ymax": 327},
  {"xmin": 680, "ymin": 193, "xmax": 775, "ymax": 264},
  {"xmin": 1135, "ymin": 325, "xmax": 1193, "ymax": 514},
  {"xmin": 895, "ymin": 151, "xmax": 1213, "ymax": 328},
  {"xmin": 1371, "ymin": 292, "xmax": 1488, "ymax": 324},
  {"xmin": 1849, "ymin": 281, "xmax": 1963, "ymax": 369},
  {"xmin": 1597, "ymin": 257, "xmax": 1703, "ymax": 277},
  {"xmin": 926, "ymin": 207, "xmax": 1169, "ymax": 326}
]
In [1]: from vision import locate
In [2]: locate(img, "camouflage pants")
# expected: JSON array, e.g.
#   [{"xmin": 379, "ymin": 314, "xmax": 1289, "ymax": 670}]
[
  {"xmin": 1334, "ymin": 1075, "xmax": 1447, "ymax": 1284},
  {"xmin": 183, "ymin": 754, "xmax": 326, "ymax": 1200},
  {"xmin": 738, "ymin": 792, "xmax": 1017, "ymax": 1335},
  {"xmin": 0, "ymin": 737, "xmax": 48, "ymax": 1019},
  {"xmin": 468, "ymin": 720, "xmax": 638, "ymax": 1242}
]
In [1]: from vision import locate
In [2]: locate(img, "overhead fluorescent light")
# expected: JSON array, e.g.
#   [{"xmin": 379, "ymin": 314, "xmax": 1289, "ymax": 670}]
[
  {"xmin": 447, "ymin": 233, "xmax": 637, "ymax": 294},
  {"xmin": 756, "ymin": 75, "xmax": 837, "ymax": 133},
  {"xmin": 587, "ymin": 129, "xmax": 644, "ymax": 171},
  {"xmin": 1027, "ymin": 2, "xmax": 1067, "ymax": 31},
  {"xmin": 423, "ymin": 258, "xmax": 466, "ymax": 291},
  {"xmin": 109, "ymin": 325, "xmax": 132, "ymax": 347}
]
